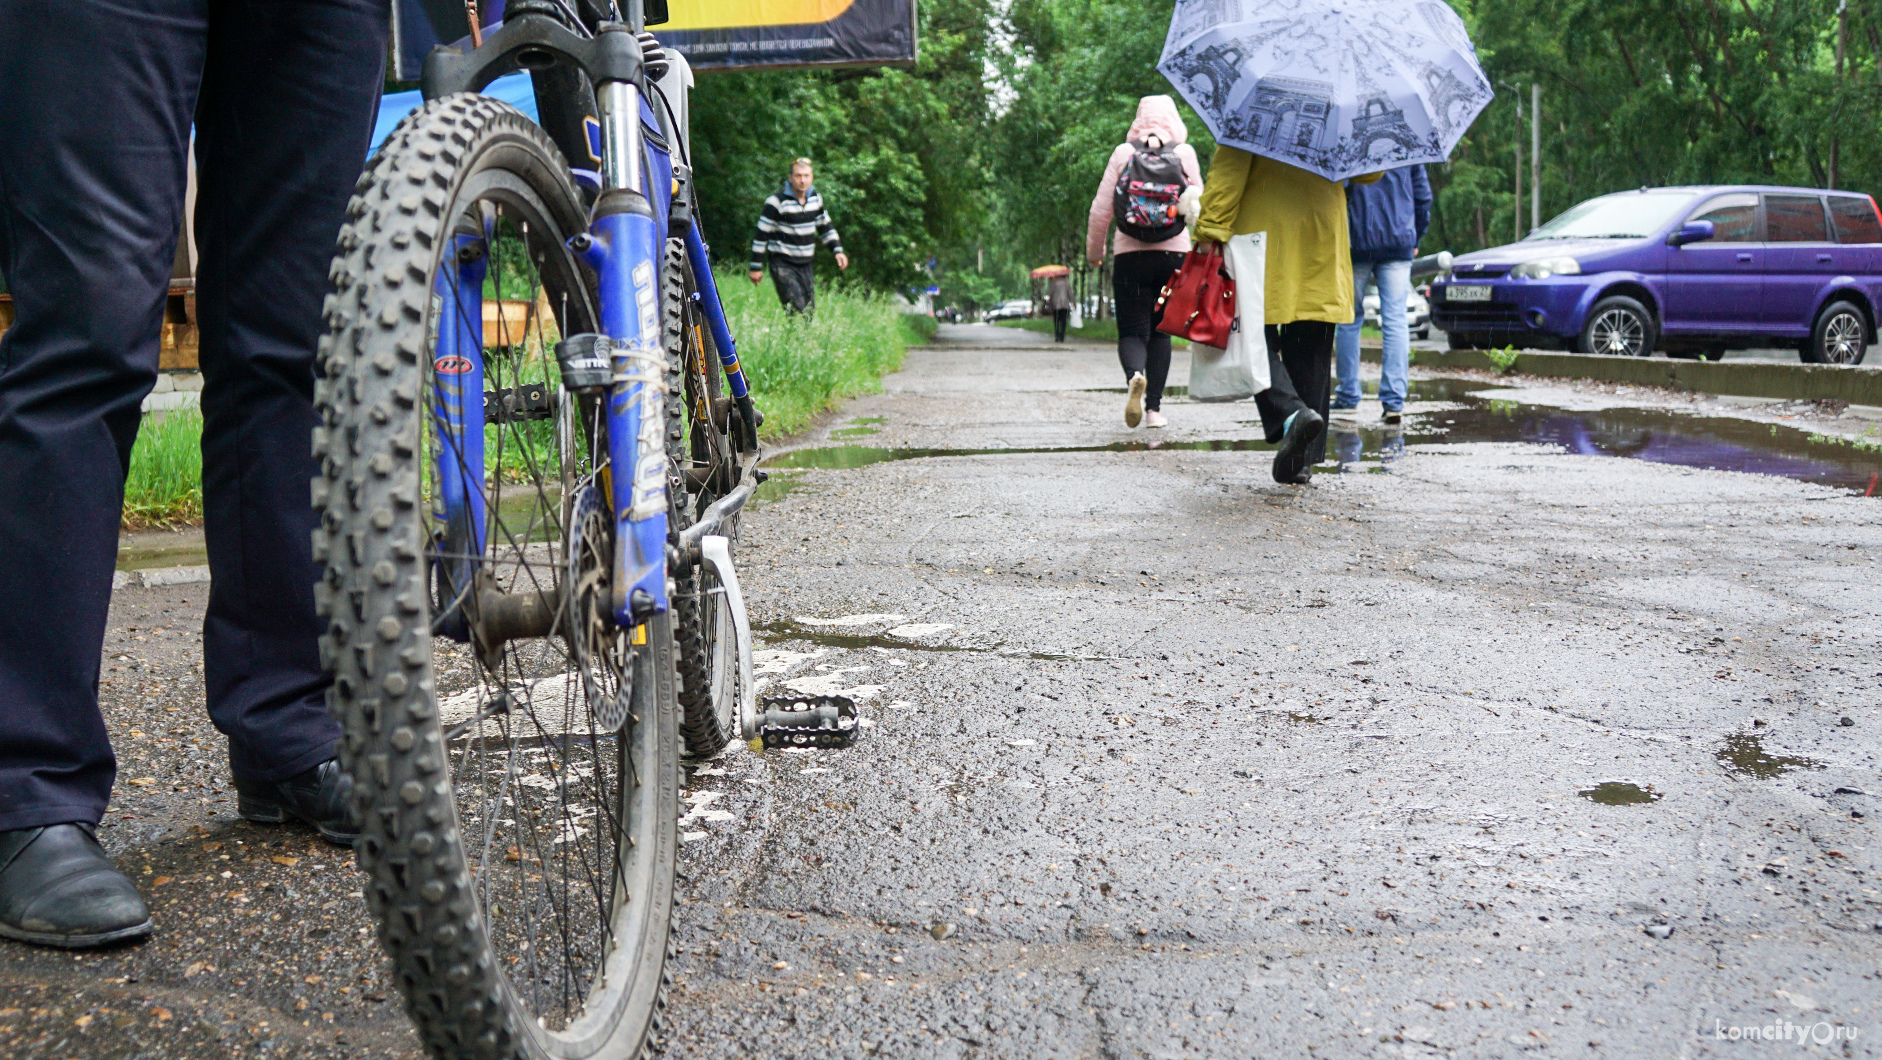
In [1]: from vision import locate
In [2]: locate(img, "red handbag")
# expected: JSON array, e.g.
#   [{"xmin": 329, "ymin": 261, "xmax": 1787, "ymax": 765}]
[{"xmin": 1154, "ymin": 244, "xmax": 1237, "ymax": 347}]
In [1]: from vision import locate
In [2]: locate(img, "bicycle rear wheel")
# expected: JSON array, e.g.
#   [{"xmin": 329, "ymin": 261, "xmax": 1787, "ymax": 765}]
[
  {"xmin": 664, "ymin": 238, "xmax": 743, "ymax": 757},
  {"xmin": 315, "ymin": 94, "xmax": 676, "ymax": 1060}
]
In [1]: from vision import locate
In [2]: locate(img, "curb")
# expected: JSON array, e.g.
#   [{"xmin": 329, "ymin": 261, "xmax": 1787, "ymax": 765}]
[
  {"xmin": 1361, "ymin": 345, "xmax": 1882, "ymax": 405},
  {"xmin": 113, "ymin": 565, "xmax": 211, "ymax": 590}
]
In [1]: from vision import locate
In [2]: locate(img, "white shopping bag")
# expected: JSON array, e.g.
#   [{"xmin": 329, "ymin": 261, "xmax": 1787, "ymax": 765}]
[
  {"xmin": 1187, "ymin": 232, "xmax": 1269, "ymax": 401},
  {"xmin": 1070, "ymin": 303, "xmax": 1083, "ymax": 330}
]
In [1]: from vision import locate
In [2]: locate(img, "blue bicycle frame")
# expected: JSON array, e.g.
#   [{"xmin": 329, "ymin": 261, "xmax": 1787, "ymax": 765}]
[{"xmin": 427, "ymin": 40, "xmax": 753, "ymax": 639}]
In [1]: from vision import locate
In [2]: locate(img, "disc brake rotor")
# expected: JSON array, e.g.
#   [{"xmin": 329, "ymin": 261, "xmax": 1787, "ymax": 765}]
[{"xmin": 567, "ymin": 483, "xmax": 631, "ymax": 732}]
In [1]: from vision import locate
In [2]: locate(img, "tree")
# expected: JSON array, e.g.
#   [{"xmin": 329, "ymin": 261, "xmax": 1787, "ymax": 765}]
[{"xmin": 686, "ymin": 0, "xmax": 995, "ymax": 293}]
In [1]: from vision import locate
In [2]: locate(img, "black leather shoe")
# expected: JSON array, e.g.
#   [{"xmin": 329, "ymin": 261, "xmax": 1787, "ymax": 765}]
[
  {"xmin": 233, "ymin": 759, "xmax": 359, "ymax": 846},
  {"xmin": 1272, "ymin": 408, "xmax": 1324, "ymax": 484},
  {"xmin": 0, "ymin": 824, "xmax": 152, "ymax": 948}
]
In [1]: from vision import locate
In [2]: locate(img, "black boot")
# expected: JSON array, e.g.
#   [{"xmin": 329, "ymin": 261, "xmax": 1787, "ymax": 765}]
[
  {"xmin": 1272, "ymin": 408, "xmax": 1325, "ymax": 483},
  {"xmin": 0, "ymin": 823, "xmax": 152, "ymax": 948},
  {"xmin": 233, "ymin": 759, "xmax": 359, "ymax": 846}
]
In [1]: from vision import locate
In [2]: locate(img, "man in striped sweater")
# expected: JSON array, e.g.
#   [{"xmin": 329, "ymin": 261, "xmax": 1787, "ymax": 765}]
[{"xmin": 747, "ymin": 157, "xmax": 849, "ymax": 315}]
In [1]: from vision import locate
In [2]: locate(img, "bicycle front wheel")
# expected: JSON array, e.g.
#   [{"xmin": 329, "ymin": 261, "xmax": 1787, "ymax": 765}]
[{"xmin": 314, "ymin": 94, "xmax": 677, "ymax": 1060}]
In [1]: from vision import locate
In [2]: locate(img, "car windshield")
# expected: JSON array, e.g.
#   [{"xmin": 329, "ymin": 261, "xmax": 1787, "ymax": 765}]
[{"xmin": 1524, "ymin": 191, "xmax": 1698, "ymax": 240}]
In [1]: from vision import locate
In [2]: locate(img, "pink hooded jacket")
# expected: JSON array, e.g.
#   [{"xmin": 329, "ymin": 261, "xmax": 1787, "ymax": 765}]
[{"xmin": 1086, "ymin": 95, "xmax": 1202, "ymax": 263}]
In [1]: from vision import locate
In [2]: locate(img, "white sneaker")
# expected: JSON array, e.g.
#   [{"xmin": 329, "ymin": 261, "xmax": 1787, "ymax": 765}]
[
  {"xmin": 1124, "ymin": 372, "xmax": 1146, "ymax": 427},
  {"xmin": 1143, "ymin": 409, "xmax": 1167, "ymax": 428}
]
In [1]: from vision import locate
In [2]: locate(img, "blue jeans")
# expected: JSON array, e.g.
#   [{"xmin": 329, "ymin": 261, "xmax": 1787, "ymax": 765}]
[{"xmin": 1334, "ymin": 258, "xmax": 1411, "ymax": 411}]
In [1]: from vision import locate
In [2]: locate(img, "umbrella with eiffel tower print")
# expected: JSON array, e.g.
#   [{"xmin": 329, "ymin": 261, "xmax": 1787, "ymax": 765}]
[{"xmin": 1158, "ymin": 0, "xmax": 1493, "ymax": 183}]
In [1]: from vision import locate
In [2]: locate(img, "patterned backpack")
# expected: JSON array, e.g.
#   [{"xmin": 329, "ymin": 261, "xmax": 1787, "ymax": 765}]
[{"xmin": 1112, "ymin": 137, "xmax": 1186, "ymax": 243}]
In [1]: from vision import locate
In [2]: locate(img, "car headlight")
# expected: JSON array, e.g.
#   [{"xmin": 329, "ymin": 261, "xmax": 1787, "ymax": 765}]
[{"xmin": 1510, "ymin": 257, "xmax": 1581, "ymax": 279}]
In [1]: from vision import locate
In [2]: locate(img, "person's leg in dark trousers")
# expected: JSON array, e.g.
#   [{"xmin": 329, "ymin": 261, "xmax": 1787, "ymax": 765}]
[
  {"xmin": 1254, "ymin": 321, "xmax": 1336, "ymax": 470},
  {"xmin": 1112, "ymin": 250, "xmax": 1181, "ymax": 411},
  {"xmin": 0, "ymin": 0, "xmax": 203, "ymax": 831},
  {"xmin": 770, "ymin": 257, "xmax": 816, "ymax": 316},
  {"xmin": 1052, "ymin": 308, "xmax": 1069, "ymax": 342},
  {"xmin": 194, "ymin": 0, "xmax": 389, "ymax": 787}
]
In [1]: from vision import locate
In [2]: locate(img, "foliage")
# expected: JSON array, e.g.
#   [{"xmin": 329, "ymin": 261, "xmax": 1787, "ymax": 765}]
[
  {"xmin": 713, "ymin": 271, "xmax": 911, "ymax": 439},
  {"xmin": 124, "ymin": 411, "xmax": 203, "ymax": 530},
  {"xmin": 1429, "ymin": 0, "xmax": 1882, "ymax": 255},
  {"xmin": 686, "ymin": 0, "xmax": 995, "ymax": 296},
  {"xmin": 991, "ymin": 0, "xmax": 1217, "ymax": 279},
  {"xmin": 1485, "ymin": 344, "xmax": 1521, "ymax": 372}
]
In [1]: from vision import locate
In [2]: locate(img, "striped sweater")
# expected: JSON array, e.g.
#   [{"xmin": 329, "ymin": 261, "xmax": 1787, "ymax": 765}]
[{"xmin": 749, "ymin": 184, "xmax": 844, "ymax": 271}]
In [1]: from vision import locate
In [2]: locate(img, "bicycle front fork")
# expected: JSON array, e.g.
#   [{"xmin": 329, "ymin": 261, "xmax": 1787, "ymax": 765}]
[{"xmin": 586, "ymin": 76, "xmax": 668, "ymax": 627}]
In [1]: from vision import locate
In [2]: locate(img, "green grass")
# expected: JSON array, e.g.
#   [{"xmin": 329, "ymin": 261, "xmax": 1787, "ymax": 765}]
[
  {"xmin": 124, "ymin": 411, "xmax": 203, "ymax": 530},
  {"xmin": 713, "ymin": 270, "xmax": 912, "ymax": 439},
  {"xmin": 119, "ymin": 279, "xmax": 913, "ymax": 528}
]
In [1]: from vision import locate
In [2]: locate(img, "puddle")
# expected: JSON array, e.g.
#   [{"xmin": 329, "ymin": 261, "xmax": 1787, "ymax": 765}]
[
  {"xmin": 770, "ymin": 376, "xmax": 1882, "ymax": 497},
  {"xmin": 1326, "ymin": 377, "xmax": 1882, "ymax": 496},
  {"xmin": 1715, "ymin": 732, "xmax": 1824, "ymax": 779},
  {"xmin": 118, "ymin": 528, "xmax": 208, "ymax": 571},
  {"xmin": 1577, "ymin": 781, "xmax": 1662, "ymax": 805},
  {"xmin": 750, "ymin": 469, "xmax": 809, "ymax": 509},
  {"xmin": 766, "ymin": 437, "xmax": 1277, "ymax": 470},
  {"xmin": 1084, "ymin": 386, "xmax": 1190, "ymax": 398},
  {"xmin": 755, "ymin": 620, "xmax": 1083, "ymax": 660}
]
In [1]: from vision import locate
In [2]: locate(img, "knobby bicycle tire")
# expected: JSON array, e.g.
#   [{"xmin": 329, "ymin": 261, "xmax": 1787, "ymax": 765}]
[
  {"xmin": 665, "ymin": 239, "xmax": 741, "ymax": 758},
  {"xmin": 313, "ymin": 93, "xmax": 678, "ymax": 1060}
]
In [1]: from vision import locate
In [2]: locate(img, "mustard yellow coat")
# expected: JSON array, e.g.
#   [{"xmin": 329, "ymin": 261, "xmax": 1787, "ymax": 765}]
[{"xmin": 1194, "ymin": 146, "xmax": 1380, "ymax": 325}]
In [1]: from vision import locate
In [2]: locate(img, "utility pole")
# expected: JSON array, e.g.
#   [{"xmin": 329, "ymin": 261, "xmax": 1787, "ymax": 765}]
[
  {"xmin": 1831, "ymin": 0, "xmax": 1847, "ymax": 188},
  {"xmin": 1513, "ymin": 94, "xmax": 1523, "ymax": 243},
  {"xmin": 1531, "ymin": 84, "xmax": 1541, "ymax": 231}
]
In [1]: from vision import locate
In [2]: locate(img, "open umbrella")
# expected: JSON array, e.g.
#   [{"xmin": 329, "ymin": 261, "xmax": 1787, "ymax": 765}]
[
  {"xmin": 1158, "ymin": 0, "xmax": 1493, "ymax": 183},
  {"xmin": 1030, "ymin": 265, "xmax": 1071, "ymax": 278}
]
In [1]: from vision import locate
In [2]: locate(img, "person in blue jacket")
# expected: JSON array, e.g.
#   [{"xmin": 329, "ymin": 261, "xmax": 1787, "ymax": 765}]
[{"xmin": 1333, "ymin": 165, "xmax": 1431, "ymax": 424}]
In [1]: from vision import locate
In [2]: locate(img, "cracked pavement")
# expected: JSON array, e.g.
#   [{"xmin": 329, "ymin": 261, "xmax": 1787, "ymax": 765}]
[{"xmin": 3, "ymin": 322, "xmax": 1878, "ymax": 1059}]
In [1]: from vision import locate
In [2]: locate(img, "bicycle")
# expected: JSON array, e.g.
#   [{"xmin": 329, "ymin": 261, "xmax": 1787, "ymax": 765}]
[{"xmin": 312, "ymin": 1, "xmax": 761, "ymax": 1055}]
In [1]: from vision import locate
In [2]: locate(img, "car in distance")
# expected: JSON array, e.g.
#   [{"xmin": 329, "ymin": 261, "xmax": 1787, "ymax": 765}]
[
  {"xmin": 984, "ymin": 299, "xmax": 1035, "ymax": 322},
  {"xmin": 1364, "ymin": 284, "xmax": 1432, "ymax": 340},
  {"xmin": 1430, "ymin": 186, "xmax": 1882, "ymax": 363}
]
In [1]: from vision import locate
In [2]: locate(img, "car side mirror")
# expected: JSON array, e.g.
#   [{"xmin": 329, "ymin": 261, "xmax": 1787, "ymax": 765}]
[{"xmin": 1668, "ymin": 220, "xmax": 1715, "ymax": 247}]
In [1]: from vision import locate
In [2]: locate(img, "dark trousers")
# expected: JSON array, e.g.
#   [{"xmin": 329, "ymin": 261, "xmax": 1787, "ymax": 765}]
[
  {"xmin": 1254, "ymin": 321, "xmax": 1338, "ymax": 459},
  {"xmin": 0, "ymin": 0, "xmax": 388, "ymax": 831},
  {"xmin": 1113, "ymin": 250, "xmax": 1182, "ymax": 412},
  {"xmin": 770, "ymin": 256, "xmax": 816, "ymax": 315},
  {"xmin": 1052, "ymin": 308, "xmax": 1070, "ymax": 342}
]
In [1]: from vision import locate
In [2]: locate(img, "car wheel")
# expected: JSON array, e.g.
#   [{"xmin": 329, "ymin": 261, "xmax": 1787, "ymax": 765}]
[
  {"xmin": 1577, "ymin": 296, "xmax": 1656, "ymax": 357},
  {"xmin": 1412, "ymin": 327, "xmax": 1429, "ymax": 340},
  {"xmin": 1446, "ymin": 331, "xmax": 1477, "ymax": 351},
  {"xmin": 1703, "ymin": 346, "xmax": 1726, "ymax": 362},
  {"xmin": 1803, "ymin": 300, "xmax": 1868, "ymax": 365}
]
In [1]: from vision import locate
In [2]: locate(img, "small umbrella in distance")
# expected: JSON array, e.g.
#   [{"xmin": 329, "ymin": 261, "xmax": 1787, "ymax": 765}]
[{"xmin": 1158, "ymin": 0, "xmax": 1493, "ymax": 183}]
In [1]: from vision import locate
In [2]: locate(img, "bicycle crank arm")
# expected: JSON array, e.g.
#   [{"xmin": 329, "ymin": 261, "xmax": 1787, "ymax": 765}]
[{"xmin": 698, "ymin": 534, "xmax": 757, "ymax": 740}]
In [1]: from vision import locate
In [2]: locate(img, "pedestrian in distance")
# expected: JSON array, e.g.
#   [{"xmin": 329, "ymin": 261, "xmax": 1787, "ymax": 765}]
[
  {"xmin": 1193, "ymin": 149, "xmax": 1380, "ymax": 483},
  {"xmin": 0, "ymin": 0, "xmax": 386, "ymax": 948},
  {"xmin": 747, "ymin": 157, "xmax": 849, "ymax": 316},
  {"xmin": 1087, "ymin": 95, "xmax": 1201, "ymax": 430},
  {"xmin": 1334, "ymin": 164, "xmax": 1430, "ymax": 426},
  {"xmin": 1045, "ymin": 271, "xmax": 1074, "ymax": 342}
]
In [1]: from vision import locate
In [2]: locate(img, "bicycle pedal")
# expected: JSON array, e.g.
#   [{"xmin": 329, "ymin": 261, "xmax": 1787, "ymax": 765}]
[{"xmin": 756, "ymin": 695, "xmax": 862, "ymax": 749}]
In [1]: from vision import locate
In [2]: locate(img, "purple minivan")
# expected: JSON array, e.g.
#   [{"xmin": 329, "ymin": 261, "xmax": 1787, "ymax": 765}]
[{"xmin": 1430, "ymin": 186, "xmax": 1882, "ymax": 364}]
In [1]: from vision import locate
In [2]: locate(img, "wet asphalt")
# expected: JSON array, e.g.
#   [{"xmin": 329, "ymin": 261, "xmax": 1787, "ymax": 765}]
[{"xmin": 7, "ymin": 322, "xmax": 1880, "ymax": 1059}]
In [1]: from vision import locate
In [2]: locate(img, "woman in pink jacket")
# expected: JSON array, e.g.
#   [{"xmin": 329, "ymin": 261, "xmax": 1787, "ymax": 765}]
[{"xmin": 1087, "ymin": 95, "xmax": 1202, "ymax": 428}]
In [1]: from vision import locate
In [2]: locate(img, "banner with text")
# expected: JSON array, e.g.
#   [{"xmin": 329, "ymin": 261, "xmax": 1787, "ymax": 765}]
[
  {"xmin": 659, "ymin": 0, "xmax": 915, "ymax": 72},
  {"xmin": 390, "ymin": 0, "xmax": 914, "ymax": 81}
]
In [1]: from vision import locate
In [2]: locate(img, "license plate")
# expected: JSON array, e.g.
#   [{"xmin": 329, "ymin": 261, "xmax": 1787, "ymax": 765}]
[{"xmin": 1447, "ymin": 285, "xmax": 1493, "ymax": 302}]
